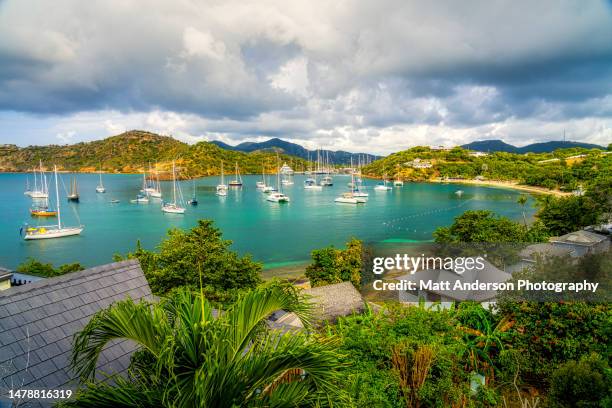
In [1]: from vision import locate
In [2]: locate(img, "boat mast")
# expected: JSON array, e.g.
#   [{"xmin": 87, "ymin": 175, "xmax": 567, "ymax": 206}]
[
  {"xmin": 54, "ymin": 165, "xmax": 61, "ymax": 229},
  {"xmin": 276, "ymin": 154, "xmax": 281, "ymax": 192},
  {"xmin": 172, "ymin": 160, "xmax": 177, "ymax": 205}
]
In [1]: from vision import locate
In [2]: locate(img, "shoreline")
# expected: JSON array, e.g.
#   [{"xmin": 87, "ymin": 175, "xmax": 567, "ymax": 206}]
[
  {"xmin": 4, "ymin": 171, "xmax": 572, "ymax": 196},
  {"xmin": 432, "ymin": 178, "xmax": 572, "ymax": 197}
]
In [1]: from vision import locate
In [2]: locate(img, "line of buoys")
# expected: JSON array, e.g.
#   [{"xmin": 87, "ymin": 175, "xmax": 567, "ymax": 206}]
[{"xmin": 382, "ymin": 198, "xmax": 474, "ymax": 231}]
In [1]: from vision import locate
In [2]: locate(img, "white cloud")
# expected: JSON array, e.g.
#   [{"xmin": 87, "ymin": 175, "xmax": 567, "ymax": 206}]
[{"xmin": 0, "ymin": 0, "xmax": 610, "ymax": 150}]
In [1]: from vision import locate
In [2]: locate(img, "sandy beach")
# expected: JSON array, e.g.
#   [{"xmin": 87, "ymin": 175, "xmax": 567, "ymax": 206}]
[{"xmin": 434, "ymin": 178, "xmax": 572, "ymax": 197}]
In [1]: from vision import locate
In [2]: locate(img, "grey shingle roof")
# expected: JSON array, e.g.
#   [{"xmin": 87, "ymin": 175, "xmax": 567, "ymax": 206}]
[
  {"xmin": 552, "ymin": 230, "xmax": 608, "ymax": 245},
  {"xmin": 0, "ymin": 260, "xmax": 152, "ymax": 407}
]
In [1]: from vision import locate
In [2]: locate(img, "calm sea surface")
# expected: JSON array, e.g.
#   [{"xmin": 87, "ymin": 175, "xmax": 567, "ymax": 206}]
[{"xmin": 0, "ymin": 173, "xmax": 535, "ymax": 269}]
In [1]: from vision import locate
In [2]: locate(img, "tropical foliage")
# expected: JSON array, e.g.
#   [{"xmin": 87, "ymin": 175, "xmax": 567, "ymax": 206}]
[
  {"xmin": 63, "ymin": 285, "xmax": 346, "ymax": 407},
  {"xmin": 362, "ymin": 145, "xmax": 611, "ymax": 191},
  {"xmin": 324, "ymin": 297, "xmax": 611, "ymax": 407},
  {"xmin": 305, "ymin": 238, "xmax": 364, "ymax": 288},
  {"xmin": 433, "ymin": 210, "xmax": 549, "ymax": 243},
  {"xmin": 117, "ymin": 220, "xmax": 262, "ymax": 302},
  {"xmin": 536, "ymin": 176, "xmax": 612, "ymax": 235},
  {"xmin": 16, "ymin": 257, "xmax": 84, "ymax": 277}
]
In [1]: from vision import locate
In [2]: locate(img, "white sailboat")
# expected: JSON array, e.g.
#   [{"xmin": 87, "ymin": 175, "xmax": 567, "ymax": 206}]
[
  {"xmin": 28, "ymin": 160, "xmax": 49, "ymax": 199},
  {"xmin": 23, "ymin": 165, "xmax": 83, "ymax": 240},
  {"xmin": 267, "ymin": 156, "xmax": 290, "ymax": 203},
  {"xmin": 162, "ymin": 161, "xmax": 186, "ymax": 213},
  {"xmin": 256, "ymin": 163, "xmax": 266, "ymax": 189},
  {"xmin": 148, "ymin": 164, "xmax": 163, "ymax": 198},
  {"xmin": 374, "ymin": 172, "xmax": 393, "ymax": 191},
  {"xmin": 393, "ymin": 164, "xmax": 404, "ymax": 186},
  {"xmin": 304, "ymin": 150, "xmax": 322, "ymax": 190},
  {"xmin": 336, "ymin": 166, "xmax": 366, "ymax": 204},
  {"xmin": 96, "ymin": 163, "xmax": 106, "ymax": 193},
  {"xmin": 228, "ymin": 162, "xmax": 243, "ymax": 187},
  {"xmin": 131, "ymin": 171, "xmax": 150, "ymax": 203},
  {"xmin": 216, "ymin": 162, "xmax": 228, "ymax": 196}
]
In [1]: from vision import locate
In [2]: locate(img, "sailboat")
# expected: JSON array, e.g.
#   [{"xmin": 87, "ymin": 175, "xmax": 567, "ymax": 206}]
[
  {"xmin": 162, "ymin": 161, "xmax": 186, "ymax": 213},
  {"xmin": 319, "ymin": 150, "xmax": 333, "ymax": 186},
  {"xmin": 393, "ymin": 164, "xmax": 404, "ymax": 186},
  {"xmin": 228, "ymin": 162, "xmax": 243, "ymax": 187},
  {"xmin": 335, "ymin": 165, "xmax": 366, "ymax": 204},
  {"xmin": 187, "ymin": 179, "xmax": 198, "ymax": 205},
  {"xmin": 216, "ymin": 162, "xmax": 228, "ymax": 196},
  {"xmin": 30, "ymin": 194, "xmax": 57, "ymax": 217},
  {"xmin": 28, "ymin": 160, "xmax": 49, "ymax": 199},
  {"xmin": 148, "ymin": 164, "xmax": 163, "ymax": 198},
  {"xmin": 374, "ymin": 171, "xmax": 393, "ymax": 191},
  {"xmin": 256, "ymin": 162, "xmax": 266, "ymax": 189},
  {"xmin": 96, "ymin": 164, "xmax": 106, "ymax": 193},
  {"xmin": 304, "ymin": 150, "xmax": 322, "ymax": 190},
  {"xmin": 267, "ymin": 155, "xmax": 290, "ymax": 203},
  {"xmin": 22, "ymin": 165, "xmax": 83, "ymax": 240},
  {"xmin": 280, "ymin": 162, "xmax": 294, "ymax": 186},
  {"xmin": 67, "ymin": 176, "xmax": 80, "ymax": 201},
  {"xmin": 131, "ymin": 171, "xmax": 150, "ymax": 203}
]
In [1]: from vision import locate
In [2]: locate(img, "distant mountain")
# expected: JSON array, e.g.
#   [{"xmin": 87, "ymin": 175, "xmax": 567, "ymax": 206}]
[
  {"xmin": 0, "ymin": 130, "xmax": 309, "ymax": 177},
  {"xmin": 461, "ymin": 139, "xmax": 605, "ymax": 153},
  {"xmin": 210, "ymin": 137, "xmax": 379, "ymax": 164}
]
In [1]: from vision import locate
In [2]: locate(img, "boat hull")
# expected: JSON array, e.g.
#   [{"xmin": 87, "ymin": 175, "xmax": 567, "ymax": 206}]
[
  {"xmin": 30, "ymin": 210, "xmax": 57, "ymax": 217},
  {"xmin": 266, "ymin": 193, "xmax": 290, "ymax": 203},
  {"xmin": 162, "ymin": 205, "xmax": 185, "ymax": 214},
  {"xmin": 335, "ymin": 197, "xmax": 365, "ymax": 204},
  {"xmin": 24, "ymin": 226, "xmax": 83, "ymax": 240}
]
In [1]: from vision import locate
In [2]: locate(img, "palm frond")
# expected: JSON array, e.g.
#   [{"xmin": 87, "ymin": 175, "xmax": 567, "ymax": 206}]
[
  {"xmin": 57, "ymin": 376, "xmax": 163, "ymax": 408},
  {"xmin": 71, "ymin": 298, "xmax": 171, "ymax": 380}
]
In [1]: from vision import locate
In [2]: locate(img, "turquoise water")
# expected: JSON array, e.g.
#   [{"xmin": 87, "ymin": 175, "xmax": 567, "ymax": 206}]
[{"xmin": 0, "ymin": 173, "xmax": 535, "ymax": 268}]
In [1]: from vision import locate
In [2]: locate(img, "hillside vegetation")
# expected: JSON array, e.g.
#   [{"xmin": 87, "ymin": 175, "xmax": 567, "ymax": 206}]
[
  {"xmin": 0, "ymin": 130, "xmax": 310, "ymax": 179},
  {"xmin": 363, "ymin": 145, "xmax": 611, "ymax": 192}
]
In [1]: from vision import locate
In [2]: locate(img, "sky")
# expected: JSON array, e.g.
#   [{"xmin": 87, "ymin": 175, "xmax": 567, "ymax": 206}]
[{"xmin": 0, "ymin": 0, "xmax": 611, "ymax": 155}]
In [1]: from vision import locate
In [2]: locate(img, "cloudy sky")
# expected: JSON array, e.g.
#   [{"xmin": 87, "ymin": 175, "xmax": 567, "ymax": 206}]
[{"xmin": 0, "ymin": 0, "xmax": 611, "ymax": 154}]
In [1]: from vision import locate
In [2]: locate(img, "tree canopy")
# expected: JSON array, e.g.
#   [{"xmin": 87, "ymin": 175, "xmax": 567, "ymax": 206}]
[{"xmin": 120, "ymin": 220, "xmax": 262, "ymax": 302}]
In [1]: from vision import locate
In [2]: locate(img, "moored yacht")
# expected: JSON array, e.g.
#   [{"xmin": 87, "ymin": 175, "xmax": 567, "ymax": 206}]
[
  {"xmin": 162, "ymin": 161, "xmax": 186, "ymax": 214},
  {"xmin": 22, "ymin": 165, "xmax": 83, "ymax": 240},
  {"xmin": 216, "ymin": 162, "xmax": 228, "ymax": 196},
  {"xmin": 96, "ymin": 163, "xmax": 106, "ymax": 193},
  {"xmin": 228, "ymin": 162, "xmax": 243, "ymax": 187},
  {"xmin": 335, "ymin": 192, "xmax": 366, "ymax": 204}
]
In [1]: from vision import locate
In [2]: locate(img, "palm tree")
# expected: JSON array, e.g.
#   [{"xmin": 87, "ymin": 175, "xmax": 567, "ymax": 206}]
[
  {"xmin": 63, "ymin": 285, "xmax": 346, "ymax": 407},
  {"xmin": 517, "ymin": 194, "xmax": 528, "ymax": 227}
]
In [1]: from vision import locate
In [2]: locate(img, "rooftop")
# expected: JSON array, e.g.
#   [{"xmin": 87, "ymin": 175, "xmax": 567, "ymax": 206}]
[
  {"xmin": 272, "ymin": 282, "xmax": 365, "ymax": 328},
  {"xmin": 552, "ymin": 230, "xmax": 609, "ymax": 246},
  {"xmin": 0, "ymin": 260, "xmax": 152, "ymax": 407}
]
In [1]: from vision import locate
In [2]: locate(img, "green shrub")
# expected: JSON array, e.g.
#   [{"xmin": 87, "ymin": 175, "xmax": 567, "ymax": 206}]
[{"xmin": 549, "ymin": 353, "xmax": 611, "ymax": 407}]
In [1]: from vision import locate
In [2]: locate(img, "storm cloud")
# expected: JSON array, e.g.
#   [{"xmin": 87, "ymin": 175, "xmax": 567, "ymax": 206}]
[{"xmin": 0, "ymin": 0, "xmax": 610, "ymax": 153}]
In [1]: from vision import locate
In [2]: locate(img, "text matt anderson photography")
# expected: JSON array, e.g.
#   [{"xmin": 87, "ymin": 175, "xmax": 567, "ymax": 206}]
[{"xmin": 0, "ymin": 1, "xmax": 611, "ymax": 407}]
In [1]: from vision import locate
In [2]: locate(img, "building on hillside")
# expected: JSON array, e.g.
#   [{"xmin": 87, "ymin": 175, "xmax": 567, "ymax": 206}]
[
  {"xmin": 0, "ymin": 260, "xmax": 153, "ymax": 408},
  {"xmin": 270, "ymin": 282, "xmax": 366, "ymax": 328},
  {"xmin": 398, "ymin": 260, "xmax": 511, "ymax": 309},
  {"xmin": 507, "ymin": 243, "xmax": 574, "ymax": 273},
  {"xmin": 406, "ymin": 158, "xmax": 433, "ymax": 169},
  {"xmin": 430, "ymin": 145, "xmax": 449, "ymax": 151},
  {"xmin": 468, "ymin": 151, "xmax": 489, "ymax": 157},
  {"xmin": 279, "ymin": 163, "xmax": 294, "ymax": 174},
  {"xmin": 550, "ymin": 230, "xmax": 610, "ymax": 257}
]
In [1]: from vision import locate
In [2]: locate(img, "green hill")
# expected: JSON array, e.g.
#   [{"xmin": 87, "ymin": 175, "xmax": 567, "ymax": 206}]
[
  {"xmin": 362, "ymin": 145, "xmax": 611, "ymax": 192},
  {"xmin": 0, "ymin": 130, "xmax": 309, "ymax": 178}
]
